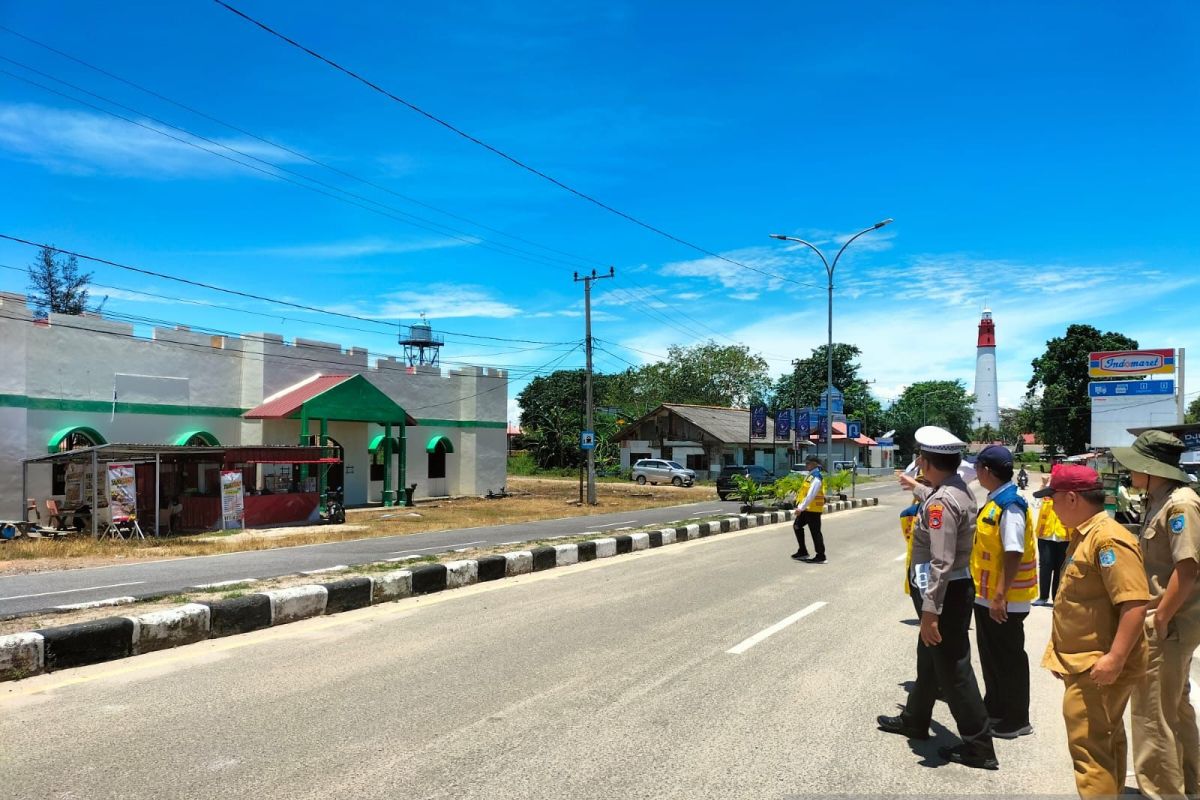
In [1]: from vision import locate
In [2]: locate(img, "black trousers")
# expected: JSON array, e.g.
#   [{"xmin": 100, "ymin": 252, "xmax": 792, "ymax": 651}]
[
  {"xmin": 1037, "ymin": 538, "xmax": 1068, "ymax": 602},
  {"xmin": 973, "ymin": 604, "xmax": 1030, "ymax": 728},
  {"xmin": 903, "ymin": 578, "xmax": 992, "ymax": 745},
  {"xmin": 793, "ymin": 511, "xmax": 824, "ymax": 556}
]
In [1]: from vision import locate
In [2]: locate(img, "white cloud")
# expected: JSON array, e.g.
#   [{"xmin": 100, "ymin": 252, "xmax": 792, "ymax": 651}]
[
  {"xmin": 730, "ymin": 291, "xmax": 760, "ymax": 302},
  {"xmin": 326, "ymin": 284, "xmax": 523, "ymax": 320},
  {"xmin": 0, "ymin": 102, "xmax": 306, "ymax": 178},
  {"xmin": 204, "ymin": 237, "xmax": 473, "ymax": 259}
]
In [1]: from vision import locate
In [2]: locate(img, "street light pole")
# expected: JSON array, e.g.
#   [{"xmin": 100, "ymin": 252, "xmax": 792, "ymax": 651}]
[{"xmin": 771, "ymin": 219, "xmax": 892, "ymax": 476}]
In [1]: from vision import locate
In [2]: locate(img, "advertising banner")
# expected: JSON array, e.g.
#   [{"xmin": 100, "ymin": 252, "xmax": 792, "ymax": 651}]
[
  {"xmin": 220, "ymin": 470, "xmax": 245, "ymax": 530},
  {"xmin": 750, "ymin": 404, "xmax": 768, "ymax": 440},
  {"xmin": 1088, "ymin": 379, "xmax": 1175, "ymax": 398},
  {"xmin": 106, "ymin": 463, "xmax": 137, "ymax": 520},
  {"xmin": 775, "ymin": 409, "xmax": 792, "ymax": 440},
  {"xmin": 795, "ymin": 410, "xmax": 811, "ymax": 442},
  {"xmin": 1088, "ymin": 349, "xmax": 1175, "ymax": 377}
]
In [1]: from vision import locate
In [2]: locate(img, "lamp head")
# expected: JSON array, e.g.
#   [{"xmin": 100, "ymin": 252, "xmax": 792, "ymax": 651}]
[
  {"xmin": 769, "ymin": 233, "xmax": 788, "ymax": 240},
  {"xmin": 874, "ymin": 218, "xmax": 894, "ymax": 229}
]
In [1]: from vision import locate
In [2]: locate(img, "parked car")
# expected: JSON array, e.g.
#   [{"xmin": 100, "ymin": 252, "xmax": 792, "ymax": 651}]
[
  {"xmin": 631, "ymin": 459, "xmax": 695, "ymax": 487},
  {"xmin": 832, "ymin": 460, "xmax": 859, "ymax": 472},
  {"xmin": 715, "ymin": 464, "xmax": 775, "ymax": 501}
]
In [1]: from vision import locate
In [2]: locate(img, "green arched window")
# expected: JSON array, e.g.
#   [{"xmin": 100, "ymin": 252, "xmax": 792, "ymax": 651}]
[
  {"xmin": 175, "ymin": 430, "xmax": 220, "ymax": 447},
  {"xmin": 47, "ymin": 426, "xmax": 107, "ymax": 454}
]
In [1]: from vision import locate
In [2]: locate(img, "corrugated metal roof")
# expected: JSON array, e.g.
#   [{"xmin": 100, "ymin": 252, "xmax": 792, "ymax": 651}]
[
  {"xmin": 243, "ymin": 375, "xmax": 352, "ymax": 419},
  {"xmin": 661, "ymin": 403, "xmax": 781, "ymax": 444}
]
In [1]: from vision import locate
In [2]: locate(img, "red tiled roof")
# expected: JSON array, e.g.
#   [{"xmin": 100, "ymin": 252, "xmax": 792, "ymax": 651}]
[
  {"xmin": 1021, "ymin": 433, "xmax": 1037, "ymax": 445},
  {"xmin": 243, "ymin": 375, "xmax": 353, "ymax": 419}
]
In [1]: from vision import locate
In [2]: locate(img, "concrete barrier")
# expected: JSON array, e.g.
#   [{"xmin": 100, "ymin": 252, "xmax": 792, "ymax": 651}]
[
  {"xmin": 203, "ymin": 594, "xmax": 272, "ymax": 638},
  {"xmin": 530, "ymin": 546, "xmax": 557, "ymax": 572},
  {"xmin": 594, "ymin": 538, "xmax": 617, "ymax": 558},
  {"xmin": 553, "ymin": 544, "xmax": 579, "ymax": 567},
  {"xmin": 576, "ymin": 540, "xmax": 597, "ymax": 561},
  {"xmin": 476, "ymin": 555, "xmax": 507, "ymax": 582},
  {"xmin": 0, "ymin": 632, "xmax": 44, "ymax": 680},
  {"xmin": 37, "ymin": 617, "xmax": 135, "ymax": 671},
  {"xmin": 659, "ymin": 528, "xmax": 676, "ymax": 545},
  {"xmin": 322, "ymin": 577, "xmax": 373, "ymax": 614},
  {"xmin": 630, "ymin": 532, "xmax": 650, "ymax": 551},
  {"xmin": 372, "ymin": 570, "xmax": 413, "ymax": 603},
  {"xmin": 411, "ymin": 564, "xmax": 449, "ymax": 594},
  {"xmin": 131, "ymin": 604, "xmax": 210, "ymax": 654},
  {"xmin": 614, "ymin": 535, "xmax": 633, "ymax": 554},
  {"xmin": 504, "ymin": 551, "xmax": 533, "ymax": 576},
  {"xmin": 445, "ymin": 560, "xmax": 479, "ymax": 589},
  {"xmin": 265, "ymin": 586, "xmax": 328, "ymax": 625}
]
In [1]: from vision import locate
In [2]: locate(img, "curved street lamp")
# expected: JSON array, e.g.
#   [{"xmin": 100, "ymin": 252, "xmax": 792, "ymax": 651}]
[{"xmin": 770, "ymin": 219, "xmax": 893, "ymax": 476}]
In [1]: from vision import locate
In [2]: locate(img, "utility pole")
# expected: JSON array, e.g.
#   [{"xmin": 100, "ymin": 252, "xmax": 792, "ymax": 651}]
[{"xmin": 574, "ymin": 267, "xmax": 615, "ymax": 505}]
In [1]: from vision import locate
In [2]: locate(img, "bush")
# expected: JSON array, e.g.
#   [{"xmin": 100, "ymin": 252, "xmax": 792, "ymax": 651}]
[
  {"xmin": 507, "ymin": 452, "xmax": 539, "ymax": 476},
  {"xmin": 825, "ymin": 469, "xmax": 853, "ymax": 496}
]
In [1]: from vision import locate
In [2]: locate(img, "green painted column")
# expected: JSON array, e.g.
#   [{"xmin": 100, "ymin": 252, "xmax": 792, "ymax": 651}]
[
  {"xmin": 400, "ymin": 423, "xmax": 409, "ymax": 506},
  {"xmin": 382, "ymin": 422, "xmax": 394, "ymax": 507}
]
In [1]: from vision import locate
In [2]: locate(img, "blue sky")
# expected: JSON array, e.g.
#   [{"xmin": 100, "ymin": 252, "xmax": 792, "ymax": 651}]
[{"xmin": 2, "ymin": 1, "xmax": 1198, "ymax": 424}]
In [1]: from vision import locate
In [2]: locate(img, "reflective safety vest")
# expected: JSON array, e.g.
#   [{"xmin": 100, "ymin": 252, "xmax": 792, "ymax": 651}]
[
  {"xmin": 1036, "ymin": 497, "xmax": 1068, "ymax": 542},
  {"xmin": 970, "ymin": 484, "xmax": 1038, "ymax": 604},
  {"xmin": 800, "ymin": 470, "xmax": 825, "ymax": 513},
  {"xmin": 899, "ymin": 501, "xmax": 919, "ymax": 594}
]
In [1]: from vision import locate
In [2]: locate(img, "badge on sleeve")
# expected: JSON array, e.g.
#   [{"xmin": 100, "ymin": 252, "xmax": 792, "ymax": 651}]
[
  {"xmin": 928, "ymin": 502, "xmax": 944, "ymax": 530},
  {"xmin": 1098, "ymin": 546, "xmax": 1117, "ymax": 568},
  {"xmin": 1169, "ymin": 513, "xmax": 1185, "ymax": 534}
]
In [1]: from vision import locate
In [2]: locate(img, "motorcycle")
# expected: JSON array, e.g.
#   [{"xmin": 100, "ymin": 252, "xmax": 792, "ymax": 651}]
[{"xmin": 321, "ymin": 486, "xmax": 346, "ymax": 525}]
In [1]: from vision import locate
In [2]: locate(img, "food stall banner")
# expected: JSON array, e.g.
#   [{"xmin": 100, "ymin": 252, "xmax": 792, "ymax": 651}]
[
  {"xmin": 107, "ymin": 463, "xmax": 137, "ymax": 520},
  {"xmin": 221, "ymin": 470, "xmax": 245, "ymax": 530}
]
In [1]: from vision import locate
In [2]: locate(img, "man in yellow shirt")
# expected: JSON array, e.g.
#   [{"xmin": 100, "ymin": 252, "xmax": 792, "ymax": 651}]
[
  {"xmin": 1039, "ymin": 465, "xmax": 1150, "ymax": 798},
  {"xmin": 1035, "ymin": 466, "xmax": 1070, "ymax": 606}
]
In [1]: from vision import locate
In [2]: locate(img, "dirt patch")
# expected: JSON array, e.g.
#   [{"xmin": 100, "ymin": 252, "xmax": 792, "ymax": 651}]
[{"xmin": 0, "ymin": 477, "xmax": 719, "ymax": 576}]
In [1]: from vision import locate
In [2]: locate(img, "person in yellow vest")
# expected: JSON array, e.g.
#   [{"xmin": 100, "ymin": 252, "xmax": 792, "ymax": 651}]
[
  {"xmin": 899, "ymin": 474, "xmax": 931, "ymax": 594},
  {"xmin": 1113, "ymin": 430, "xmax": 1200, "ymax": 799},
  {"xmin": 1035, "ymin": 466, "xmax": 1070, "ymax": 606},
  {"xmin": 971, "ymin": 445, "xmax": 1038, "ymax": 739},
  {"xmin": 792, "ymin": 455, "xmax": 826, "ymax": 563},
  {"xmin": 1038, "ymin": 465, "xmax": 1150, "ymax": 798}
]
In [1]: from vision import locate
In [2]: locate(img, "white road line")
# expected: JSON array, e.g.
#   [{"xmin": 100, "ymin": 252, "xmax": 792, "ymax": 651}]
[
  {"xmin": 388, "ymin": 540, "xmax": 485, "ymax": 556},
  {"xmin": 894, "ymin": 553, "xmax": 907, "ymax": 562},
  {"xmin": 190, "ymin": 579, "xmax": 255, "ymax": 590},
  {"xmin": 497, "ymin": 541, "xmax": 523, "ymax": 546},
  {"xmin": 596, "ymin": 520, "xmax": 638, "ymax": 529},
  {"xmin": 54, "ymin": 596, "xmax": 136, "ymax": 611},
  {"xmin": 727, "ymin": 602, "xmax": 828, "ymax": 655},
  {"xmin": 0, "ymin": 581, "xmax": 145, "ymax": 602},
  {"xmin": 300, "ymin": 566, "xmax": 347, "ymax": 575}
]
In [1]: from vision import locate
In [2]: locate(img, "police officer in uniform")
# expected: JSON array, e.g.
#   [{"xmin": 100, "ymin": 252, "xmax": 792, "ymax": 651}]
[
  {"xmin": 1113, "ymin": 430, "xmax": 1200, "ymax": 799},
  {"xmin": 1039, "ymin": 465, "xmax": 1151, "ymax": 798},
  {"xmin": 879, "ymin": 426, "xmax": 998, "ymax": 770}
]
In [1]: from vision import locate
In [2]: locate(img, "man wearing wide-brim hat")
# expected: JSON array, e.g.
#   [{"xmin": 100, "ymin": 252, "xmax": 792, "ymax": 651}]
[{"xmin": 1113, "ymin": 430, "xmax": 1200, "ymax": 799}]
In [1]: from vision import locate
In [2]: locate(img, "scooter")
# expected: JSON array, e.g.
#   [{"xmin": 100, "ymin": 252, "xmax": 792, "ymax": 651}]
[{"xmin": 321, "ymin": 486, "xmax": 346, "ymax": 525}]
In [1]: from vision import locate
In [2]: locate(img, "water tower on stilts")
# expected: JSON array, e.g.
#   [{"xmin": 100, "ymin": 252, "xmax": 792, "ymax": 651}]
[{"xmin": 399, "ymin": 313, "xmax": 444, "ymax": 368}]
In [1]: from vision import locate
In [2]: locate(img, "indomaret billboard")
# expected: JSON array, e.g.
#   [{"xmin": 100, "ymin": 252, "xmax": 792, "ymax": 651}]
[{"xmin": 1089, "ymin": 348, "xmax": 1182, "ymax": 448}]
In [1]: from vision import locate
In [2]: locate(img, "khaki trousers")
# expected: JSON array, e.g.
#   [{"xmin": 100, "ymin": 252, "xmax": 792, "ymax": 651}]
[
  {"xmin": 1062, "ymin": 671, "xmax": 1137, "ymax": 798},
  {"xmin": 1132, "ymin": 615, "xmax": 1200, "ymax": 799}
]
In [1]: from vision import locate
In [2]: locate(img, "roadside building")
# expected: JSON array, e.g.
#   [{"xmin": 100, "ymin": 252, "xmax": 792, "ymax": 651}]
[{"xmin": 0, "ymin": 293, "xmax": 507, "ymax": 523}]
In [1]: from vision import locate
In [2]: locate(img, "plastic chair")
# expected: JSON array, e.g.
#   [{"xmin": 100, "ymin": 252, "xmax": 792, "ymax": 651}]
[
  {"xmin": 25, "ymin": 498, "xmax": 39, "ymax": 524},
  {"xmin": 45, "ymin": 499, "xmax": 66, "ymax": 530}
]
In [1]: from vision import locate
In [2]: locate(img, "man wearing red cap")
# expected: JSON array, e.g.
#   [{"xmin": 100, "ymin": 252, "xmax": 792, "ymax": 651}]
[{"xmin": 1038, "ymin": 465, "xmax": 1151, "ymax": 798}]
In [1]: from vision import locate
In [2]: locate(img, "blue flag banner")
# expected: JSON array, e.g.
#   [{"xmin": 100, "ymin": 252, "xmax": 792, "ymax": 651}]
[
  {"xmin": 775, "ymin": 409, "xmax": 792, "ymax": 440},
  {"xmin": 750, "ymin": 404, "xmax": 768, "ymax": 440},
  {"xmin": 796, "ymin": 410, "xmax": 811, "ymax": 442}
]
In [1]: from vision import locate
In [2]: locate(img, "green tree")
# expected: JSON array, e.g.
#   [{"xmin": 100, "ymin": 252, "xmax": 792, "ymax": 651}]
[
  {"xmin": 974, "ymin": 423, "xmax": 998, "ymax": 443},
  {"xmin": 884, "ymin": 380, "xmax": 975, "ymax": 460},
  {"xmin": 603, "ymin": 341, "xmax": 772, "ymax": 415},
  {"xmin": 999, "ymin": 400, "xmax": 1040, "ymax": 449},
  {"xmin": 768, "ymin": 343, "xmax": 882, "ymax": 430},
  {"xmin": 27, "ymin": 245, "xmax": 95, "ymax": 317},
  {"xmin": 1027, "ymin": 324, "xmax": 1137, "ymax": 456},
  {"xmin": 1186, "ymin": 395, "xmax": 1200, "ymax": 424}
]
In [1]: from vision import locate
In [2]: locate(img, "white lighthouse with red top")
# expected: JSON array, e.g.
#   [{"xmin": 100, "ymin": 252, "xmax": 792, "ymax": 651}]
[{"xmin": 973, "ymin": 309, "xmax": 1000, "ymax": 430}]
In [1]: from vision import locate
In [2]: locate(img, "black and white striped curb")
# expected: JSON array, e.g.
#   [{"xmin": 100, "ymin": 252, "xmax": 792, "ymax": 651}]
[{"xmin": 0, "ymin": 499, "xmax": 878, "ymax": 681}]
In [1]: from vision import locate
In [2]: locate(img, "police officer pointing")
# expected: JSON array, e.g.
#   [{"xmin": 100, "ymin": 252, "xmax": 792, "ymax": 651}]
[{"xmin": 879, "ymin": 426, "xmax": 998, "ymax": 770}]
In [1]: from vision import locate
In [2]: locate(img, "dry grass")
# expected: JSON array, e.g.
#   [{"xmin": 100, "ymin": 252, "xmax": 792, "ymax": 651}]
[{"xmin": 0, "ymin": 477, "xmax": 719, "ymax": 575}]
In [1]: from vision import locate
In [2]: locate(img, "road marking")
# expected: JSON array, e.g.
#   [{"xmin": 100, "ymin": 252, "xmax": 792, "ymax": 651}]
[
  {"xmin": 190, "ymin": 579, "xmax": 255, "ymax": 590},
  {"xmin": 299, "ymin": 566, "xmax": 347, "ymax": 575},
  {"xmin": 497, "ymin": 541, "xmax": 523, "ymax": 546},
  {"xmin": 727, "ymin": 602, "xmax": 828, "ymax": 655},
  {"xmin": 54, "ymin": 596, "xmax": 136, "ymax": 611},
  {"xmin": 596, "ymin": 520, "xmax": 637, "ymax": 529},
  {"xmin": 0, "ymin": 581, "xmax": 145, "ymax": 602},
  {"xmin": 388, "ymin": 540, "xmax": 485, "ymax": 556}
]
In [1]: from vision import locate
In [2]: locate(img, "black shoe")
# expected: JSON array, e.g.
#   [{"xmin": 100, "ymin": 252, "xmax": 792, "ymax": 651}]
[
  {"xmin": 807, "ymin": 554, "xmax": 827, "ymax": 564},
  {"xmin": 791, "ymin": 551, "xmax": 810, "ymax": 561},
  {"xmin": 877, "ymin": 714, "xmax": 930, "ymax": 740},
  {"xmin": 938, "ymin": 742, "xmax": 999, "ymax": 770},
  {"xmin": 991, "ymin": 722, "xmax": 1032, "ymax": 739}
]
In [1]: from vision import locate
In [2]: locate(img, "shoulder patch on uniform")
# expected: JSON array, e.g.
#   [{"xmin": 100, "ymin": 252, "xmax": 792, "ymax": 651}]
[
  {"xmin": 1098, "ymin": 546, "xmax": 1116, "ymax": 568},
  {"xmin": 928, "ymin": 502, "xmax": 944, "ymax": 530},
  {"xmin": 1169, "ymin": 513, "xmax": 1185, "ymax": 534}
]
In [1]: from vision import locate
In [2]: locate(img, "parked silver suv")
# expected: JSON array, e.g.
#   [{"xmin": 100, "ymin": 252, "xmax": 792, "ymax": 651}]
[{"xmin": 632, "ymin": 459, "xmax": 695, "ymax": 487}]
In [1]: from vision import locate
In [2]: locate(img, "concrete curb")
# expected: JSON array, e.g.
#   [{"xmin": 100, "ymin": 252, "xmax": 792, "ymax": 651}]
[{"xmin": 2, "ymin": 497, "xmax": 880, "ymax": 681}]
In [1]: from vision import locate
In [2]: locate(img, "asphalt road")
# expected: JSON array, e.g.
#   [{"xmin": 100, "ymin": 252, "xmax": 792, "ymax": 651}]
[
  {"xmin": 8, "ymin": 493, "xmax": 1184, "ymax": 799},
  {"xmin": 0, "ymin": 480, "xmax": 899, "ymax": 617}
]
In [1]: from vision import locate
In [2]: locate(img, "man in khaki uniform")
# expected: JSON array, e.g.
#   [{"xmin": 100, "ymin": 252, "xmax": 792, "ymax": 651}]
[
  {"xmin": 1114, "ymin": 430, "xmax": 1200, "ymax": 799},
  {"xmin": 1038, "ymin": 465, "xmax": 1151, "ymax": 798}
]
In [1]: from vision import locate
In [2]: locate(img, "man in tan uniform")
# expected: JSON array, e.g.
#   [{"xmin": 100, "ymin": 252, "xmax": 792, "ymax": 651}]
[
  {"xmin": 1039, "ymin": 465, "xmax": 1151, "ymax": 798},
  {"xmin": 1114, "ymin": 430, "xmax": 1200, "ymax": 799}
]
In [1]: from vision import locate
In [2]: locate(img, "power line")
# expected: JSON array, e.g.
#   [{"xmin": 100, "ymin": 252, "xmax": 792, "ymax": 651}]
[
  {"xmin": 0, "ymin": 235, "xmax": 568, "ymax": 345},
  {"xmin": 211, "ymin": 0, "xmax": 823, "ymax": 290},
  {"xmin": 0, "ymin": 24, "xmax": 612, "ymax": 273}
]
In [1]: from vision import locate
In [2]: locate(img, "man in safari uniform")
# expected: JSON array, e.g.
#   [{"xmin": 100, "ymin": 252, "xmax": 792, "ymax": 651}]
[{"xmin": 1114, "ymin": 430, "xmax": 1200, "ymax": 799}]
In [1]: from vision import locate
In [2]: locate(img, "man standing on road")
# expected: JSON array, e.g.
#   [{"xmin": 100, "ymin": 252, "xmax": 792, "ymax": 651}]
[
  {"xmin": 971, "ymin": 445, "xmax": 1037, "ymax": 739},
  {"xmin": 792, "ymin": 455, "xmax": 826, "ymax": 563},
  {"xmin": 1113, "ymin": 430, "xmax": 1200, "ymax": 799},
  {"xmin": 1035, "ymin": 468, "xmax": 1070, "ymax": 606},
  {"xmin": 1039, "ymin": 465, "xmax": 1150, "ymax": 799},
  {"xmin": 878, "ymin": 426, "xmax": 998, "ymax": 771}
]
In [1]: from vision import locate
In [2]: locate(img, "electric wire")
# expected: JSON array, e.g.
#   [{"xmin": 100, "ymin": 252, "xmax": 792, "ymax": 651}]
[{"xmin": 210, "ymin": 0, "xmax": 824, "ymax": 290}]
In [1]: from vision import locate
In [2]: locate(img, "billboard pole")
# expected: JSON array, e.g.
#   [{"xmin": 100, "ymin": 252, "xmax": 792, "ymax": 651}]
[{"xmin": 1179, "ymin": 348, "xmax": 1186, "ymax": 423}]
